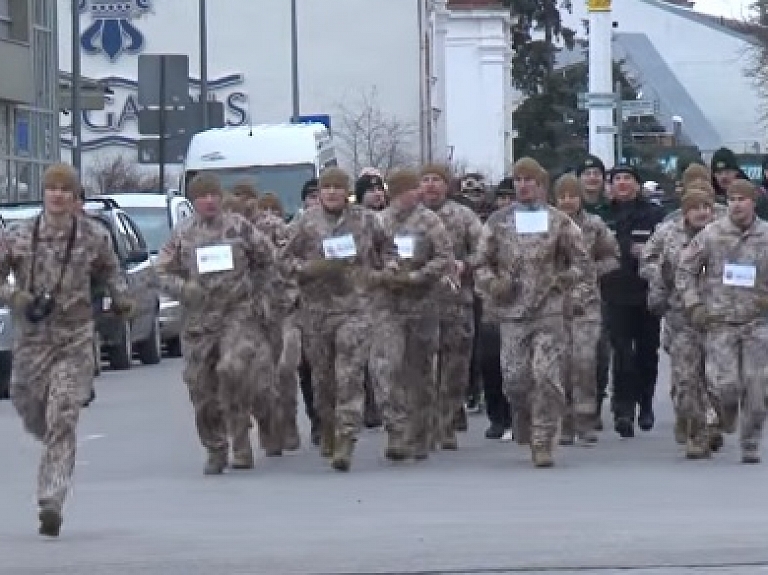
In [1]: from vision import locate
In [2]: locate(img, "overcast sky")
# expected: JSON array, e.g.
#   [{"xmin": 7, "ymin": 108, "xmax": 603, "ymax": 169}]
[{"xmin": 695, "ymin": 0, "xmax": 753, "ymax": 19}]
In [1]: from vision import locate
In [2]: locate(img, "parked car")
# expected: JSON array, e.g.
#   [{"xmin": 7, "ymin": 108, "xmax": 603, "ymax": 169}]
[
  {"xmin": 103, "ymin": 191, "xmax": 194, "ymax": 357},
  {"xmin": 0, "ymin": 199, "xmax": 163, "ymax": 371}
]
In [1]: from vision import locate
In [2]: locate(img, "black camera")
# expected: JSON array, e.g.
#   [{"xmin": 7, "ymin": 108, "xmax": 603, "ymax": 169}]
[{"xmin": 26, "ymin": 292, "xmax": 56, "ymax": 323}]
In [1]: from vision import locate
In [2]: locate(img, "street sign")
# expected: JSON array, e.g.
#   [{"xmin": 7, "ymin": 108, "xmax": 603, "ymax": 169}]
[
  {"xmin": 596, "ymin": 125, "xmax": 617, "ymax": 134},
  {"xmin": 138, "ymin": 54, "xmax": 190, "ymax": 107},
  {"xmin": 293, "ymin": 114, "xmax": 332, "ymax": 132},
  {"xmin": 577, "ymin": 92, "xmax": 616, "ymax": 110},
  {"xmin": 138, "ymin": 138, "xmax": 188, "ymax": 165},
  {"xmin": 187, "ymin": 101, "xmax": 226, "ymax": 133},
  {"xmin": 621, "ymin": 99, "xmax": 659, "ymax": 118},
  {"xmin": 138, "ymin": 109, "xmax": 190, "ymax": 138}
]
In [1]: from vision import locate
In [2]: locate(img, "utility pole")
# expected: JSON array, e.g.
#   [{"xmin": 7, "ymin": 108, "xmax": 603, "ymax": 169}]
[
  {"xmin": 587, "ymin": 0, "xmax": 614, "ymax": 168},
  {"xmin": 71, "ymin": 0, "xmax": 82, "ymax": 171},
  {"xmin": 290, "ymin": 0, "xmax": 300, "ymax": 121},
  {"xmin": 200, "ymin": 0, "xmax": 209, "ymax": 130}
]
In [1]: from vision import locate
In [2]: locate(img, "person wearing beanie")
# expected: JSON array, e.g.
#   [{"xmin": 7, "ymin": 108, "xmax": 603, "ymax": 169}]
[
  {"xmin": 280, "ymin": 166, "xmax": 398, "ymax": 471},
  {"xmin": 601, "ymin": 161, "xmax": 666, "ymax": 438},
  {"xmin": 576, "ymin": 155, "xmax": 610, "ymax": 220},
  {"xmin": 710, "ymin": 147, "xmax": 745, "ymax": 198},
  {"xmin": 420, "ymin": 162, "xmax": 483, "ymax": 450},
  {"xmin": 553, "ymin": 174, "xmax": 620, "ymax": 445},
  {"xmin": 676, "ymin": 178, "xmax": 768, "ymax": 464},
  {"xmin": 662, "ymin": 176, "xmax": 727, "ymax": 225},
  {"xmin": 157, "ymin": 173, "xmax": 283, "ymax": 471},
  {"xmin": 2, "ymin": 162, "xmax": 136, "ymax": 537},
  {"xmin": 355, "ymin": 173, "xmax": 387, "ymax": 211},
  {"xmin": 641, "ymin": 187, "xmax": 715, "ymax": 459},
  {"xmin": 475, "ymin": 157, "xmax": 594, "ymax": 467},
  {"xmin": 367, "ymin": 169, "xmax": 453, "ymax": 460}
]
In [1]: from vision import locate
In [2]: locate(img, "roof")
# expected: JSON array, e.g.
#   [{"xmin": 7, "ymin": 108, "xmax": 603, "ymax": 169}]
[
  {"xmin": 103, "ymin": 192, "xmax": 175, "ymax": 208},
  {"xmin": 185, "ymin": 123, "xmax": 331, "ymax": 170},
  {"xmin": 637, "ymin": 0, "xmax": 760, "ymax": 44}
]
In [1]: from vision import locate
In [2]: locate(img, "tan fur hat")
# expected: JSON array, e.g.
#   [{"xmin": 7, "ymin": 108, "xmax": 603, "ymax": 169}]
[
  {"xmin": 682, "ymin": 163, "xmax": 711, "ymax": 188},
  {"xmin": 681, "ymin": 189, "xmax": 714, "ymax": 213},
  {"xmin": 387, "ymin": 169, "xmax": 421, "ymax": 198},
  {"xmin": 231, "ymin": 179, "xmax": 258, "ymax": 200},
  {"xmin": 420, "ymin": 163, "xmax": 451, "ymax": 183},
  {"xmin": 43, "ymin": 163, "xmax": 79, "ymax": 192},
  {"xmin": 187, "ymin": 173, "xmax": 223, "ymax": 199},
  {"xmin": 512, "ymin": 157, "xmax": 543, "ymax": 181},
  {"xmin": 554, "ymin": 174, "xmax": 583, "ymax": 198},
  {"xmin": 684, "ymin": 178, "xmax": 715, "ymax": 197},
  {"xmin": 257, "ymin": 192, "xmax": 284, "ymax": 216},
  {"xmin": 727, "ymin": 179, "xmax": 757, "ymax": 200},
  {"xmin": 319, "ymin": 167, "xmax": 350, "ymax": 190}
]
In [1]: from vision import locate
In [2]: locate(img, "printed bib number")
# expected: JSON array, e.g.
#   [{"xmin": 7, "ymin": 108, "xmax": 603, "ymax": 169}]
[
  {"xmin": 722, "ymin": 263, "xmax": 756, "ymax": 288},
  {"xmin": 196, "ymin": 244, "xmax": 234, "ymax": 274},
  {"xmin": 514, "ymin": 210, "xmax": 549, "ymax": 234},
  {"xmin": 395, "ymin": 235, "xmax": 415, "ymax": 259},
  {"xmin": 322, "ymin": 234, "xmax": 357, "ymax": 259}
]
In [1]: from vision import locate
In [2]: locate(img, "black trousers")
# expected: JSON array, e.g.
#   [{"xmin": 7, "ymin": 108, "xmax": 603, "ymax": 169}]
[
  {"xmin": 606, "ymin": 303, "xmax": 661, "ymax": 419},
  {"xmin": 596, "ymin": 302, "xmax": 612, "ymax": 405},
  {"xmin": 477, "ymin": 322, "xmax": 511, "ymax": 428},
  {"xmin": 298, "ymin": 353, "xmax": 317, "ymax": 423},
  {"xmin": 466, "ymin": 295, "xmax": 484, "ymax": 402}
]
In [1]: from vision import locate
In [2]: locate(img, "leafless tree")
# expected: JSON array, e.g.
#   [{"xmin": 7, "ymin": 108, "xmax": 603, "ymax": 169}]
[
  {"xmin": 85, "ymin": 154, "xmax": 162, "ymax": 194},
  {"xmin": 740, "ymin": 3, "xmax": 768, "ymax": 125},
  {"xmin": 334, "ymin": 88, "xmax": 418, "ymax": 176}
]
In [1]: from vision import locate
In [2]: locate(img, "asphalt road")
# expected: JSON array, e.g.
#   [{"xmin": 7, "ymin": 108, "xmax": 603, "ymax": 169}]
[{"xmin": 1, "ymin": 353, "xmax": 768, "ymax": 575}]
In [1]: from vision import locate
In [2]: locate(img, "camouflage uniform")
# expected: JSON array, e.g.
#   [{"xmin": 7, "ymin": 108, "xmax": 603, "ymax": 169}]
[
  {"xmin": 562, "ymin": 210, "xmax": 619, "ymax": 443},
  {"xmin": 280, "ymin": 203, "xmax": 397, "ymax": 469},
  {"xmin": 426, "ymin": 199, "xmax": 483, "ymax": 449},
  {"xmin": 156, "ymin": 211, "xmax": 278, "ymax": 472},
  {"xmin": 676, "ymin": 216, "xmax": 768, "ymax": 462},
  {"xmin": 0, "ymin": 214, "xmax": 129, "ymax": 519},
  {"xmin": 372, "ymin": 203, "xmax": 452, "ymax": 459},
  {"xmin": 476, "ymin": 204, "xmax": 593, "ymax": 465}
]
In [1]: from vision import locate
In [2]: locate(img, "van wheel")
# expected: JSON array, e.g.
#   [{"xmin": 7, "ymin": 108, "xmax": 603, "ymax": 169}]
[
  {"xmin": 108, "ymin": 322, "xmax": 132, "ymax": 370},
  {"xmin": 137, "ymin": 317, "xmax": 162, "ymax": 365}
]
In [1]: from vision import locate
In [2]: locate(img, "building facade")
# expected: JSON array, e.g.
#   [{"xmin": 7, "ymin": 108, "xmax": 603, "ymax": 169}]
[
  {"xmin": 58, "ymin": 0, "xmax": 434, "ymax": 185},
  {"xmin": 0, "ymin": 0, "xmax": 59, "ymax": 201}
]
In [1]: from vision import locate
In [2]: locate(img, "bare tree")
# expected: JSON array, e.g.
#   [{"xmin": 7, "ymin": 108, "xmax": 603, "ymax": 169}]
[
  {"xmin": 85, "ymin": 154, "xmax": 162, "ymax": 194},
  {"xmin": 739, "ymin": 2, "xmax": 768, "ymax": 125},
  {"xmin": 334, "ymin": 88, "xmax": 418, "ymax": 176}
]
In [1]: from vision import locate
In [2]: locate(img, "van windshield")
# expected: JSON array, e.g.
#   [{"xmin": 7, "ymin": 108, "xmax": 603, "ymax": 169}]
[
  {"xmin": 120, "ymin": 207, "xmax": 171, "ymax": 254},
  {"xmin": 185, "ymin": 163, "xmax": 315, "ymax": 217}
]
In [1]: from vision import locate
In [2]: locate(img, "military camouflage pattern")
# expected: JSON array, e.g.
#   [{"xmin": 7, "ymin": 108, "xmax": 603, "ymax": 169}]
[
  {"xmin": 570, "ymin": 210, "xmax": 620, "ymax": 278},
  {"xmin": 0, "ymin": 213, "xmax": 129, "ymax": 511},
  {"xmin": 156, "ymin": 211, "xmax": 278, "ymax": 461},
  {"xmin": 662, "ymin": 203, "xmax": 727, "ymax": 224},
  {"xmin": 565, "ymin": 317, "xmax": 602, "ymax": 431},
  {"xmin": 665, "ymin": 311, "xmax": 707, "ymax": 425}
]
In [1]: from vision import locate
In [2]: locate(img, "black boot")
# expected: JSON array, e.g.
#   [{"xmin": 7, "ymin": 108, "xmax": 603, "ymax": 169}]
[
  {"xmin": 484, "ymin": 422, "xmax": 506, "ymax": 439},
  {"xmin": 637, "ymin": 400, "xmax": 655, "ymax": 432}
]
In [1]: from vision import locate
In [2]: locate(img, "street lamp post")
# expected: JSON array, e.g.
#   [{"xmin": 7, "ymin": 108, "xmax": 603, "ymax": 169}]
[
  {"xmin": 72, "ymin": 0, "xmax": 82, "ymax": 171},
  {"xmin": 200, "ymin": 0, "xmax": 209, "ymax": 130},
  {"xmin": 290, "ymin": 0, "xmax": 300, "ymax": 122}
]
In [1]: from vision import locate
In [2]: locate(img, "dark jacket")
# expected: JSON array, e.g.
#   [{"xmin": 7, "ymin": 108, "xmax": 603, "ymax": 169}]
[{"xmin": 600, "ymin": 197, "xmax": 665, "ymax": 306}]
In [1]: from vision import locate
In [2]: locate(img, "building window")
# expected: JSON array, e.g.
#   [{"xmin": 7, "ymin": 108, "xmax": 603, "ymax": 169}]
[{"xmin": 0, "ymin": 0, "xmax": 10, "ymax": 39}]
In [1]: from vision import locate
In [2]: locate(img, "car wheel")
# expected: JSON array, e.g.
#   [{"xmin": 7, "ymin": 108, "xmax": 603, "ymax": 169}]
[
  {"xmin": 0, "ymin": 350, "xmax": 10, "ymax": 400},
  {"xmin": 108, "ymin": 322, "xmax": 132, "ymax": 370},
  {"xmin": 166, "ymin": 336, "xmax": 182, "ymax": 358},
  {"xmin": 137, "ymin": 317, "xmax": 162, "ymax": 365}
]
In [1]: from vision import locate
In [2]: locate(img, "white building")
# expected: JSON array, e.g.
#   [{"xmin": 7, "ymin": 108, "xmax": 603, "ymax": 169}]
[
  {"xmin": 58, "ymin": 0, "xmax": 431, "ymax": 185},
  {"xmin": 442, "ymin": 0, "xmax": 512, "ymax": 181}
]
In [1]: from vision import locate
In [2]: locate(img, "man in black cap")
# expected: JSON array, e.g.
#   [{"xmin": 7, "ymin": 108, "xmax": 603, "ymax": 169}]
[
  {"xmin": 601, "ymin": 163, "xmax": 665, "ymax": 438},
  {"xmin": 355, "ymin": 173, "xmax": 387, "ymax": 211},
  {"xmin": 578, "ymin": 155, "xmax": 611, "ymax": 221},
  {"xmin": 710, "ymin": 147, "xmax": 768, "ymax": 219}
]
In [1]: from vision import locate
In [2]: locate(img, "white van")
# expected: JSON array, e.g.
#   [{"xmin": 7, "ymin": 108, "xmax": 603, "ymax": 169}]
[{"xmin": 181, "ymin": 123, "xmax": 337, "ymax": 217}]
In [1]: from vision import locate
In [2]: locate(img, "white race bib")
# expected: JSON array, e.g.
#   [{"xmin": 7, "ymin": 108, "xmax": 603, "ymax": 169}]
[
  {"xmin": 514, "ymin": 210, "xmax": 549, "ymax": 234},
  {"xmin": 196, "ymin": 244, "xmax": 234, "ymax": 274},
  {"xmin": 322, "ymin": 234, "xmax": 357, "ymax": 259},
  {"xmin": 395, "ymin": 235, "xmax": 415, "ymax": 259},
  {"xmin": 723, "ymin": 263, "xmax": 756, "ymax": 288}
]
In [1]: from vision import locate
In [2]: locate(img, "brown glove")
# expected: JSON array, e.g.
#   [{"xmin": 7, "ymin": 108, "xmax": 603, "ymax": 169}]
[
  {"xmin": 489, "ymin": 276, "xmax": 514, "ymax": 302},
  {"xmin": 182, "ymin": 281, "xmax": 206, "ymax": 306},
  {"xmin": 688, "ymin": 304, "xmax": 708, "ymax": 330},
  {"xmin": 299, "ymin": 259, "xmax": 346, "ymax": 282},
  {"xmin": 112, "ymin": 297, "xmax": 137, "ymax": 319},
  {"xmin": 10, "ymin": 290, "xmax": 34, "ymax": 314}
]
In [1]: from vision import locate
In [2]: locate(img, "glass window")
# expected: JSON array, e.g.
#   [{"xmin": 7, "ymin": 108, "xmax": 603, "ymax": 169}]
[
  {"xmin": 118, "ymin": 213, "xmax": 144, "ymax": 252},
  {"xmin": 120, "ymin": 207, "xmax": 171, "ymax": 254}
]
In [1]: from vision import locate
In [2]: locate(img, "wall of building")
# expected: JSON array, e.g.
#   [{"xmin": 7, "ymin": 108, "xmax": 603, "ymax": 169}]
[{"xmin": 57, "ymin": 0, "xmax": 425, "ymax": 180}]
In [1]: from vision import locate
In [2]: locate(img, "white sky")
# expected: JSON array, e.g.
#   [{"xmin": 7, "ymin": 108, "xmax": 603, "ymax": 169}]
[{"xmin": 694, "ymin": 0, "xmax": 753, "ymax": 19}]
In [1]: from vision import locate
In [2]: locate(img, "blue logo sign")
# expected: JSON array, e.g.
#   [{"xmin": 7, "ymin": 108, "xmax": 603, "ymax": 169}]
[{"xmin": 79, "ymin": 0, "xmax": 152, "ymax": 62}]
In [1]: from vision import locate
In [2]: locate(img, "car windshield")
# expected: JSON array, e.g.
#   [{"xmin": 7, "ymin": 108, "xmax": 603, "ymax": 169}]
[
  {"xmin": 185, "ymin": 163, "xmax": 315, "ymax": 217},
  {"xmin": 119, "ymin": 206, "xmax": 170, "ymax": 254}
]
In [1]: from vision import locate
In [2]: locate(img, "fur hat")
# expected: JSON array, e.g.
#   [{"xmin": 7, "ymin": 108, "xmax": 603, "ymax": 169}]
[
  {"xmin": 386, "ymin": 169, "xmax": 421, "ymax": 198},
  {"xmin": 420, "ymin": 163, "xmax": 451, "ymax": 183},
  {"xmin": 319, "ymin": 167, "xmax": 350, "ymax": 190},
  {"xmin": 681, "ymin": 189, "xmax": 714, "ymax": 213},
  {"xmin": 231, "ymin": 179, "xmax": 258, "ymax": 200},
  {"xmin": 682, "ymin": 163, "xmax": 711, "ymax": 188},
  {"xmin": 512, "ymin": 157, "xmax": 543, "ymax": 181},
  {"xmin": 727, "ymin": 179, "xmax": 757, "ymax": 200},
  {"xmin": 554, "ymin": 174, "xmax": 583, "ymax": 198},
  {"xmin": 257, "ymin": 192, "xmax": 284, "ymax": 216},
  {"xmin": 187, "ymin": 173, "xmax": 223, "ymax": 199},
  {"xmin": 43, "ymin": 163, "xmax": 79, "ymax": 192}
]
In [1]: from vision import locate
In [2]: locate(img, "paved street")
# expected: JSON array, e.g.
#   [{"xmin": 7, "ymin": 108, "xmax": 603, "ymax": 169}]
[{"xmin": 1, "ymin": 354, "xmax": 768, "ymax": 575}]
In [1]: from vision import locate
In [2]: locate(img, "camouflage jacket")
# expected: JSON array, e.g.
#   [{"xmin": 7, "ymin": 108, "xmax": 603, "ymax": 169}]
[
  {"xmin": 676, "ymin": 216, "xmax": 768, "ymax": 324},
  {"xmin": 0, "ymin": 213, "xmax": 128, "ymax": 337},
  {"xmin": 156, "ymin": 211, "xmax": 276, "ymax": 332},
  {"xmin": 662, "ymin": 203, "xmax": 727, "ymax": 225},
  {"xmin": 377, "ymin": 203, "xmax": 453, "ymax": 314},
  {"xmin": 279, "ymin": 204, "xmax": 398, "ymax": 313},
  {"xmin": 571, "ymin": 210, "xmax": 620, "ymax": 278},
  {"xmin": 475, "ymin": 203, "xmax": 594, "ymax": 321},
  {"xmin": 425, "ymin": 199, "xmax": 483, "ymax": 306}
]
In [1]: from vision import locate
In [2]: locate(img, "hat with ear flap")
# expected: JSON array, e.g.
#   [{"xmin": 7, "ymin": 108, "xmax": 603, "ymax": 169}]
[
  {"xmin": 187, "ymin": 173, "xmax": 223, "ymax": 199},
  {"xmin": 43, "ymin": 163, "xmax": 80, "ymax": 192},
  {"xmin": 386, "ymin": 169, "xmax": 421, "ymax": 198}
]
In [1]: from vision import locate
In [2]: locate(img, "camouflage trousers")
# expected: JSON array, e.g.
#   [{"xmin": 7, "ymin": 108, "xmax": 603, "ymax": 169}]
[
  {"xmin": 301, "ymin": 309, "xmax": 371, "ymax": 439},
  {"xmin": 11, "ymin": 324, "xmax": 95, "ymax": 513},
  {"xmin": 438, "ymin": 304, "xmax": 475, "ymax": 441},
  {"xmin": 370, "ymin": 312, "xmax": 438, "ymax": 448},
  {"xmin": 182, "ymin": 316, "xmax": 276, "ymax": 458},
  {"xmin": 277, "ymin": 313, "xmax": 302, "ymax": 424},
  {"xmin": 564, "ymin": 317, "xmax": 601, "ymax": 433},
  {"xmin": 500, "ymin": 316, "xmax": 567, "ymax": 448},
  {"xmin": 666, "ymin": 311, "xmax": 708, "ymax": 425},
  {"xmin": 705, "ymin": 322, "xmax": 768, "ymax": 446}
]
